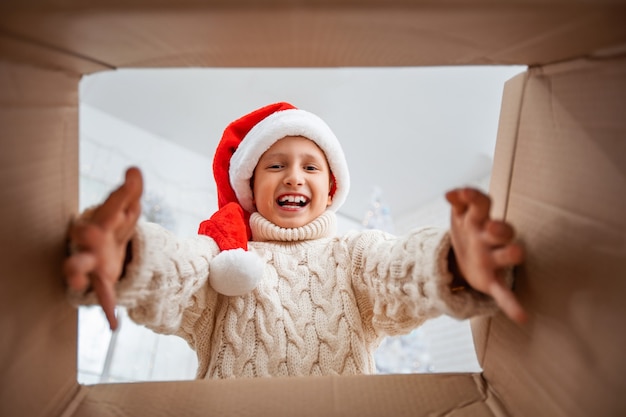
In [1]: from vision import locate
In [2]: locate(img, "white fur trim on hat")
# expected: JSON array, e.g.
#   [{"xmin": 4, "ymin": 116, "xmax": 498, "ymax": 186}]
[{"xmin": 229, "ymin": 108, "xmax": 350, "ymax": 213}]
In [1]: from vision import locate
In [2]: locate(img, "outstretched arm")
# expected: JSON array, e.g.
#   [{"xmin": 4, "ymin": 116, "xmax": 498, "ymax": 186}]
[
  {"xmin": 63, "ymin": 167, "xmax": 143, "ymax": 330},
  {"xmin": 445, "ymin": 187, "xmax": 528, "ymax": 325}
]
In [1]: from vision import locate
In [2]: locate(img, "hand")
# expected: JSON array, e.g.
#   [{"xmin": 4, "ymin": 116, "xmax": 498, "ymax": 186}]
[
  {"xmin": 445, "ymin": 187, "xmax": 528, "ymax": 324},
  {"xmin": 63, "ymin": 167, "xmax": 143, "ymax": 330}
]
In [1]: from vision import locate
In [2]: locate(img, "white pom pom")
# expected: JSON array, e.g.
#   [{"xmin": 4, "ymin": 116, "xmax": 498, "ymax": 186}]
[{"xmin": 209, "ymin": 248, "xmax": 263, "ymax": 296}]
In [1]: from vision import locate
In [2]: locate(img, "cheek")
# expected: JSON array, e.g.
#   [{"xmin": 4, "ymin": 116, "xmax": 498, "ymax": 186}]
[{"xmin": 255, "ymin": 185, "xmax": 274, "ymax": 208}]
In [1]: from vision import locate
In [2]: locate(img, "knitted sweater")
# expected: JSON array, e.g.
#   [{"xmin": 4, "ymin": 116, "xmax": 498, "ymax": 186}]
[{"xmin": 72, "ymin": 211, "xmax": 497, "ymax": 379}]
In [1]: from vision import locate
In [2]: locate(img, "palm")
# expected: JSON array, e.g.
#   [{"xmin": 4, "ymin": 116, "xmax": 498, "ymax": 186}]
[
  {"xmin": 64, "ymin": 167, "xmax": 143, "ymax": 330},
  {"xmin": 446, "ymin": 188, "xmax": 527, "ymax": 324}
]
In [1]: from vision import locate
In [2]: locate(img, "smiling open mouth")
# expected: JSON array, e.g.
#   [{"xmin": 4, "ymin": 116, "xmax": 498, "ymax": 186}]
[{"xmin": 277, "ymin": 195, "xmax": 309, "ymax": 207}]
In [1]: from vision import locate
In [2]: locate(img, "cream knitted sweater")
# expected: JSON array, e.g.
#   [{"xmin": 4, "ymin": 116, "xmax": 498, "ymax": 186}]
[{"xmin": 74, "ymin": 211, "xmax": 496, "ymax": 379}]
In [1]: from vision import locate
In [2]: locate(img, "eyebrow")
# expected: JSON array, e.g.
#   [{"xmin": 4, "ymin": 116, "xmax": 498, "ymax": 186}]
[{"xmin": 260, "ymin": 151, "xmax": 326, "ymax": 161}]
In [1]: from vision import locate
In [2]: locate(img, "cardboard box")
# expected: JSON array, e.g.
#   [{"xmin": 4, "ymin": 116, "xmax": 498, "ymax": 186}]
[{"xmin": 1, "ymin": 2, "xmax": 625, "ymax": 416}]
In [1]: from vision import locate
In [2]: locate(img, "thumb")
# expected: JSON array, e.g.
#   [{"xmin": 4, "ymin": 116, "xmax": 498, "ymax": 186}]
[
  {"xmin": 488, "ymin": 280, "xmax": 528, "ymax": 325},
  {"xmin": 92, "ymin": 275, "xmax": 119, "ymax": 330}
]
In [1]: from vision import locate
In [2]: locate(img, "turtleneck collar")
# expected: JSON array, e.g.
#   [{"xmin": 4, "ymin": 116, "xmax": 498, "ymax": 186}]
[{"xmin": 250, "ymin": 211, "xmax": 337, "ymax": 242}]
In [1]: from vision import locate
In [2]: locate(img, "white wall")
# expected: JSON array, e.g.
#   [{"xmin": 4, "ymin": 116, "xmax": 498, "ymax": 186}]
[{"xmin": 78, "ymin": 103, "xmax": 210, "ymax": 383}]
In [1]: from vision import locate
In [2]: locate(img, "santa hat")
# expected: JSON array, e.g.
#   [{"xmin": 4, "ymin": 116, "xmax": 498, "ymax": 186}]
[{"xmin": 198, "ymin": 102, "xmax": 350, "ymax": 296}]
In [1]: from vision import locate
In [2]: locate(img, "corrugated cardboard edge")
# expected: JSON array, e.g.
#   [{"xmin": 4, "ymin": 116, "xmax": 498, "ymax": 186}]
[
  {"xmin": 474, "ymin": 374, "xmax": 509, "ymax": 417},
  {"xmin": 66, "ymin": 373, "xmax": 499, "ymax": 417},
  {"xmin": 59, "ymin": 386, "xmax": 89, "ymax": 417},
  {"xmin": 470, "ymin": 70, "xmax": 528, "ymax": 367}
]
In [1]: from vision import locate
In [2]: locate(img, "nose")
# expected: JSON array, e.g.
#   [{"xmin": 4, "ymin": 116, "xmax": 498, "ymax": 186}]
[{"xmin": 284, "ymin": 167, "xmax": 304, "ymax": 186}]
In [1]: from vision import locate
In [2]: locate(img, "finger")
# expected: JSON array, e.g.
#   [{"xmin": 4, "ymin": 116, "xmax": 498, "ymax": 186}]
[
  {"xmin": 489, "ymin": 280, "xmax": 528, "ymax": 325},
  {"xmin": 93, "ymin": 187, "xmax": 130, "ymax": 227},
  {"xmin": 445, "ymin": 189, "xmax": 469, "ymax": 216},
  {"xmin": 63, "ymin": 253, "xmax": 98, "ymax": 291},
  {"xmin": 483, "ymin": 220, "xmax": 515, "ymax": 246},
  {"xmin": 121, "ymin": 190, "xmax": 142, "ymax": 240},
  {"xmin": 445, "ymin": 189, "xmax": 461, "ymax": 204},
  {"xmin": 68, "ymin": 222, "xmax": 105, "ymax": 252},
  {"xmin": 465, "ymin": 188, "xmax": 491, "ymax": 227},
  {"xmin": 92, "ymin": 276, "xmax": 119, "ymax": 330},
  {"xmin": 492, "ymin": 244, "xmax": 525, "ymax": 267},
  {"xmin": 122, "ymin": 167, "xmax": 144, "ymax": 213},
  {"xmin": 94, "ymin": 168, "xmax": 144, "ymax": 228}
]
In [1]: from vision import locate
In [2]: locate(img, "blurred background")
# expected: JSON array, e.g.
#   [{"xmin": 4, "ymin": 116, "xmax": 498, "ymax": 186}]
[{"xmin": 77, "ymin": 65, "xmax": 525, "ymax": 383}]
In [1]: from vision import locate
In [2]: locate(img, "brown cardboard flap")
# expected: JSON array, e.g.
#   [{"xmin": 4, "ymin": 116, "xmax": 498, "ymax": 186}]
[
  {"xmin": 0, "ymin": 62, "xmax": 80, "ymax": 417},
  {"xmin": 1, "ymin": 4, "xmax": 626, "ymax": 417},
  {"xmin": 480, "ymin": 57, "xmax": 626, "ymax": 417},
  {"xmin": 0, "ymin": 5, "xmax": 625, "ymax": 70},
  {"xmin": 471, "ymin": 71, "xmax": 528, "ymax": 367},
  {"xmin": 71, "ymin": 373, "xmax": 501, "ymax": 417},
  {"xmin": 0, "ymin": 34, "xmax": 110, "ymax": 75},
  {"xmin": 487, "ymin": 71, "xmax": 528, "ymax": 221}
]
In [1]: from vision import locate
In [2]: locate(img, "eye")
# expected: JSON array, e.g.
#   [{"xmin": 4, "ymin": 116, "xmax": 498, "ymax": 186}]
[
  {"xmin": 268, "ymin": 164, "xmax": 284, "ymax": 169},
  {"xmin": 304, "ymin": 165, "xmax": 319, "ymax": 171}
]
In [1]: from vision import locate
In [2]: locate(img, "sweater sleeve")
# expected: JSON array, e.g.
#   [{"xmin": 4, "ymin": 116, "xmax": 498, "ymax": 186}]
[
  {"xmin": 68, "ymin": 221, "xmax": 221, "ymax": 342},
  {"xmin": 345, "ymin": 227, "xmax": 498, "ymax": 337}
]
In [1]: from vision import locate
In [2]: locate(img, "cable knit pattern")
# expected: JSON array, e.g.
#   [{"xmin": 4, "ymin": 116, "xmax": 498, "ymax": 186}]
[{"xmin": 69, "ymin": 211, "xmax": 498, "ymax": 379}]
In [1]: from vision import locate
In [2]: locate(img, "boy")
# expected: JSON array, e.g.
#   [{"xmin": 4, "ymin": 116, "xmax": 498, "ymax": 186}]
[{"xmin": 65, "ymin": 102, "xmax": 526, "ymax": 379}]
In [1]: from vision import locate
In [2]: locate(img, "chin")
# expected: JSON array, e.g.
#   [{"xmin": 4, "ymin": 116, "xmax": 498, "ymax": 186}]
[
  {"xmin": 273, "ymin": 215, "xmax": 312, "ymax": 229},
  {"xmin": 276, "ymin": 220, "xmax": 307, "ymax": 229}
]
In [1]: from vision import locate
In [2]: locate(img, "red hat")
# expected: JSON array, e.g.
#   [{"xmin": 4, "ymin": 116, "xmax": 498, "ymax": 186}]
[{"xmin": 198, "ymin": 102, "xmax": 350, "ymax": 296}]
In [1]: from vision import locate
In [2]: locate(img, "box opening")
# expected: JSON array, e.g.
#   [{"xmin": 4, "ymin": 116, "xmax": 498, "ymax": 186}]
[{"xmin": 77, "ymin": 65, "xmax": 526, "ymax": 384}]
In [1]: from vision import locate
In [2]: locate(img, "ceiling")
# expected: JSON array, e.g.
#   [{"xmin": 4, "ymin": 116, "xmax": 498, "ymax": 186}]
[{"xmin": 79, "ymin": 65, "xmax": 526, "ymax": 230}]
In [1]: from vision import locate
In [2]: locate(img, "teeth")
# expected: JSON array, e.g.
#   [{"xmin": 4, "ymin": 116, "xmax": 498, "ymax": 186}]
[{"xmin": 279, "ymin": 195, "xmax": 308, "ymax": 204}]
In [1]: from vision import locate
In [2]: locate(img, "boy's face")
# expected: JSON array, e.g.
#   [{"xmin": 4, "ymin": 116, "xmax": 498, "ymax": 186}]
[{"xmin": 252, "ymin": 136, "xmax": 333, "ymax": 229}]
